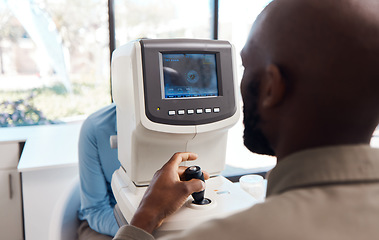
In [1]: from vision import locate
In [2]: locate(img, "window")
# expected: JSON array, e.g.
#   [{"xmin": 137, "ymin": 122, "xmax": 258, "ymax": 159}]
[
  {"xmin": 0, "ymin": 0, "xmax": 110, "ymax": 127},
  {"xmin": 218, "ymin": 0, "xmax": 276, "ymax": 172},
  {"xmin": 219, "ymin": 0, "xmax": 273, "ymax": 81},
  {"xmin": 114, "ymin": 0, "xmax": 213, "ymax": 47},
  {"xmin": 0, "ymin": 0, "xmax": 215, "ymax": 127}
]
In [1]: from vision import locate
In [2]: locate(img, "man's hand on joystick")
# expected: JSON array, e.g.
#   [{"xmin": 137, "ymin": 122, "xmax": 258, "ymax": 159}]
[
  {"xmin": 129, "ymin": 152, "xmax": 210, "ymax": 234},
  {"xmin": 184, "ymin": 166, "xmax": 211, "ymax": 205}
]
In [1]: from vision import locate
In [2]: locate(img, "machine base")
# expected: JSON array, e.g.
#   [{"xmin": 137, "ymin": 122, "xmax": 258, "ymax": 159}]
[{"xmin": 112, "ymin": 167, "xmax": 258, "ymax": 235}]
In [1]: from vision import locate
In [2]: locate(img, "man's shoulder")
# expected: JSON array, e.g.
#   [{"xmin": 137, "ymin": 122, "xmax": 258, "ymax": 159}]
[
  {"xmin": 183, "ymin": 190, "xmax": 323, "ymax": 239},
  {"xmin": 231, "ymin": 184, "xmax": 379, "ymax": 239},
  {"xmin": 169, "ymin": 197, "xmax": 297, "ymax": 240}
]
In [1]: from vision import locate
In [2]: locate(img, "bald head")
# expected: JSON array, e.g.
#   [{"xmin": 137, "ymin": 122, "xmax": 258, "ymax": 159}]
[
  {"xmin": 241, "ymin": 0, "xmax": 379, "ymax": 159},
  {"xmin": 249, "ymin": 0, "xmax": 379, "ymax": 97}
]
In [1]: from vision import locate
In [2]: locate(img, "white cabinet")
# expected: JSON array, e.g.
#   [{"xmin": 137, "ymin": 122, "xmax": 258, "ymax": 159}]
[
  {"xmin": 0, "ymin": 141, "xmax": 24, "ymax": 240},
  {"xmin": 0, "ymin": 123, "xmax": 82, "ymax": 240},
  {"xmin": 22, "ymin": 165, "xmax": 78, "ymax": 240}
]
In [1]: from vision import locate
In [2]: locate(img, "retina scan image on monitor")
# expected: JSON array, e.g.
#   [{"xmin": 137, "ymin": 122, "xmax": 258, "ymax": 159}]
[{"xmin": 162, "ymin": 53, "xmax": 219, "ymax": 99}]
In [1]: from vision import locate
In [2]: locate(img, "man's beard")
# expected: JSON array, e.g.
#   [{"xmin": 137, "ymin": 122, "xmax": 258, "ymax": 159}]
[{"xmin": 243, "ymin": 80, "xmax": 275, "ymax": 156}]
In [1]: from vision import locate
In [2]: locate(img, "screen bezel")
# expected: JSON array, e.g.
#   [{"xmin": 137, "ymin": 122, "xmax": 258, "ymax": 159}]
[{"xmin": 140, "ymin": 39, "xmax": 236, "ymax": 125}]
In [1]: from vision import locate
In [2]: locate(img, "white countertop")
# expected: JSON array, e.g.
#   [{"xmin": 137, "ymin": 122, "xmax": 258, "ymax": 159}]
[
  {"xmin": 1, "ymin": 120, "xmax": 378, "ymax": 174},
  {"xmin": 0, "ymin": 123, "xmax": 83, "ymax": 172}
]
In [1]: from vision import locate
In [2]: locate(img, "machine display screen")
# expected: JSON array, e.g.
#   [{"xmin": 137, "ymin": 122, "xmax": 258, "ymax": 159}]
[{"xmin": 161, "ymin": 53, "xmax": 219, "ymax": 99}]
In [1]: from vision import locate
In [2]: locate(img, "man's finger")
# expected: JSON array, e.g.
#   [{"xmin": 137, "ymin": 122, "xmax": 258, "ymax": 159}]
[
  {"xmin": 178, "ymin": 167, "xmax": 210, "ymax": 181},
  {"xmin": 183, "ymin": 179, "xmax": 205, "ymax": 194},
  {"xmin": 202, "ymin": 171, "xmax": 210, "ymax": 180},
  {"xmin": 164, "ymin": 152, "xmax": 198, "ymax": 169}
]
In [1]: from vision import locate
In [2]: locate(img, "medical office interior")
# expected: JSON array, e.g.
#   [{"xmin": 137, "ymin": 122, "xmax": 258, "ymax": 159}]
[{"xmin": 1, "ymin": 0, "xmax": 379, "ymax": 240}]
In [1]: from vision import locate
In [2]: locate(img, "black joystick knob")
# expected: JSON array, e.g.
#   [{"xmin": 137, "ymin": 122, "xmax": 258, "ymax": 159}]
[{"xmin": 184, "ymin": 166, "xmax": 211, "ymax": 205}]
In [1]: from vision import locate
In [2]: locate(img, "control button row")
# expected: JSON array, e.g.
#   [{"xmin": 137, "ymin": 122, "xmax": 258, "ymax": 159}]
[{"xmin": 168, "ymin": 108, "xmax": 220, "ymax": 116}]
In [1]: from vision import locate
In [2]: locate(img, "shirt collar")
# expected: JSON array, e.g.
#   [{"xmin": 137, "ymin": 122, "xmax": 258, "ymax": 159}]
[{"xmin": 266, "ymin": 144, "xmax": 379, "ymax": 197}]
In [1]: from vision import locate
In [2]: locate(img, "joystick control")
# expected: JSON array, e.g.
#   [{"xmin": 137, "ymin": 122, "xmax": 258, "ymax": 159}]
[{"xmin": 184, "ymin": 166, "xmax": 211, "ymax": 205}]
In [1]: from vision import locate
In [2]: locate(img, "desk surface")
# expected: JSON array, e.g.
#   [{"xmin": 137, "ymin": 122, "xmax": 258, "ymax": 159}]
[
  {"xmin": 0, "ymin": 117, "xmax": 277, "ymax": 174},
  {"xmin": 1, "ymin": 120, "xmax": 378, "ymax": 174},
  {"xmin": 0, "ymin": 123, "xmax": 82, "ymax": 172}
]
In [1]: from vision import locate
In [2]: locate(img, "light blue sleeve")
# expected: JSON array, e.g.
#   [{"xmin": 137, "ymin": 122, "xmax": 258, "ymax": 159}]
[{"xmin": 78, "ymin": 117, "xmax": 119, "ymax": 236}]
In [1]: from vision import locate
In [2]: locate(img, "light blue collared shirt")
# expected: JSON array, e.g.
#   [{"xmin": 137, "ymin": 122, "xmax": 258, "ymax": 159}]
[{"xmin": 78, "ymin": 103, "xmax": 121, "ymax": 236}]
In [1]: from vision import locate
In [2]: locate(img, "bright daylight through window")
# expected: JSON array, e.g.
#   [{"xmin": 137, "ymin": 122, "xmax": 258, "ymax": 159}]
[
  {"xmin": 0, "ymin": 0, "xmax": 110, "ymax": 127},
  {"xmin": 114, "ymin": 0, "xmax": 212, "ymax": 46},
  {"xmin": 0, "ymin": 0, "xmax": 272, "ymax": 128}
]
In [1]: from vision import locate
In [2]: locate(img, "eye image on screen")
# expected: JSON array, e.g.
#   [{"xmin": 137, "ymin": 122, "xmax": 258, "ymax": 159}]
[{"xmin": 162, "ymin": 53, "xmax": 219, "ymax": 99}]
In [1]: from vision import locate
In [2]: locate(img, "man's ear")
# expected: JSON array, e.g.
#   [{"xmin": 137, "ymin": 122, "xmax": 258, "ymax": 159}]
[{"xmin": 260, "ymin": 64, "xmax": 286, "ymax": 108}]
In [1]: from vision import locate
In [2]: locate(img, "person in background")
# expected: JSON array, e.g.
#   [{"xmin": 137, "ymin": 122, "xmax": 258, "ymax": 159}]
[
  {"xmin": 113, "ymin": 0, "xmax": 379, "ymax": 239},
  {"xmin": 77, "ymin": 103, "xmax": 121, "ymax": 239}
]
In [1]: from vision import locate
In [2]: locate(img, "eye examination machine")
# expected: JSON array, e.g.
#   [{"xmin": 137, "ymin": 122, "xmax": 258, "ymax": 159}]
[{"xmin": 111, "ymin": 39, "xmax": 256, "ymax": 235}]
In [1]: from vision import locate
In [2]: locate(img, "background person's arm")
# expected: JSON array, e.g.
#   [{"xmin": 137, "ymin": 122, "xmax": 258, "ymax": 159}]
[{"xmin": 78, "ymin": 117, "xmax": 119, "ymax": 236}]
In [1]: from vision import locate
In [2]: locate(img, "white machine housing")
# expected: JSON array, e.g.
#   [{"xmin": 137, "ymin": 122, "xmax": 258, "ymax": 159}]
[
  {"xmin": 112, "ymin": 39, "xmax": 240, "ymax": 185},
  {"xmin": 111, "ymin": 39, "xmax": 256, "ymax": 234}
]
